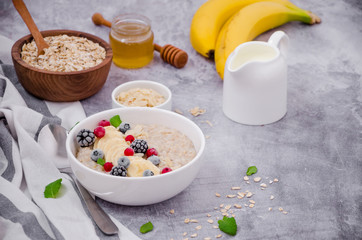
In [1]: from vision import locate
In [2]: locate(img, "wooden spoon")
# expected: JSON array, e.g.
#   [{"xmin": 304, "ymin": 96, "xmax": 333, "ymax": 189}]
[
  {"xmin": 12, "ymin": 0, "xmax": 49, "ymax": 55},
  {"xmin": 92, "ymin": 13, "xmax": 188, "ymax": 68}
]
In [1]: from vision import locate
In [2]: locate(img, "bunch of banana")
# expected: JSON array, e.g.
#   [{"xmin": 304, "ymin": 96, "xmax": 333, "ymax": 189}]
[{"xmin": 190, "ymin": 0, "xmax": 321, "ymax": 79}]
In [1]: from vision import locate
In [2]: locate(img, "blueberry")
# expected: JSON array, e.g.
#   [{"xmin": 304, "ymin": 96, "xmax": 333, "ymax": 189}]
[
  {"xmin": 118, "ymin": 156, "xmax": 130, "ymax": 168},
  {"xmin": 148, "ymin": 155, "xmax": 160, "ymax": 166},
  {"xmin": 90, "ymin": 149, "xmax": 104, "ymax": 162},
  {"xmin": 119, "ymin": 122, "xmax": 131, "ymax": 134},
  {"xmin": 110, "ymin": 166, "xmax": 127, "ymax": 177},
  {"xmin": 143, "ymin": 169, "xmax": 154, "ymax": 177}
]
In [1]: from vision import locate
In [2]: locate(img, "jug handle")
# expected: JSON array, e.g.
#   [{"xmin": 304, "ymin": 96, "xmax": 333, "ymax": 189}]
[{"xmin": 268, "ymin": 31, "xmax": 289, "ymax": 58}]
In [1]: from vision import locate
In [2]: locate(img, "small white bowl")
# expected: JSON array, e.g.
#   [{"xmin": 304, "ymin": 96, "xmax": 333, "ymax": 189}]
[
  {"xmin": 111, "ymin": 80, "xmax": 172, "ymax": 110},
  {"xmin": 66, "ymin": 108, "xmax": 205, "ymax": 205}
]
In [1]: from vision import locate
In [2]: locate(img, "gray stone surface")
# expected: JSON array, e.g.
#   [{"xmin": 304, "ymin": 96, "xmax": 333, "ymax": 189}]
[{"xmin": 1, "ymin": 0, "xmax": 361, "ymax": 239}]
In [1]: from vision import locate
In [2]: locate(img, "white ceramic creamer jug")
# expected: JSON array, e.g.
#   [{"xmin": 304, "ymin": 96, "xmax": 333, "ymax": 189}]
[{"xmin": 223, "ymin": 31, "xmax": 289, "ymax": 125}]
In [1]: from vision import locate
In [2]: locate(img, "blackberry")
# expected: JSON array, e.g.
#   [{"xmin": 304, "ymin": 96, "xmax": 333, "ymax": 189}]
[
  {"xmin": 119, "ymin": 122, "xmax": 131, "ymax": 134},
  {"xmin": 148, "ymin": 155, "xmax": 160, "ymax": 166},
  {"xmin": 110, "ymin": 166, "xmax": 127, "ymax": 177},
  {"xmin": 143, "ymin": 169, "xmax": 154, "ymax": 177},
  {"xmin": 118, "ymin": 156, "xmax": 130, "ymax": 168},
  {"xmin": 90, "ymin": 149, "xmax": 104, "ymax": 162},
  {"xmin": 130, "ymin": 139, "xmax": 148, "ymax": 154},
  {"xmin": 76, "ymin": 129, "xmax": 95, "ymax": 147}
]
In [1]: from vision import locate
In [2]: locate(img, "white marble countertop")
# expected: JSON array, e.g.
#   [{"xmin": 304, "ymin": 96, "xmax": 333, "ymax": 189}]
[{"xmin": 1, "ymin": 0, "xmax": 361, "ymax": 239}]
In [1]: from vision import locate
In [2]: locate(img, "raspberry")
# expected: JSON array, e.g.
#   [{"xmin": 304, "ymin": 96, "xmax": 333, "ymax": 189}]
[
  {"xmin": 110, "ymin": 166, "xmax": 127, "ymax": 177},
  {"xmin": 161, "ymin": 167, "xmax": 172, "ymax": 174},
  {"xmin": 118, "ymin": 156, "xmax": 130, "ymax": 168},
  {"xmin": 90, "ymin": 149, "xmax": 104, "ymax": 162},
  {"xmin": 124, "ymin": 147, "xmax": 134, "ymax": 156},
  {"xmin": 103, "ymin": 162, "xmax": 113, "ymax": 172},
  {"xmin": 148, "ymin": 155, "xmax": 160, "ymax": 166},
  {"xmin": 143, "ymin": 169, "xmax": 154, "ymax": 177},
  {"xmin": 146, "ymin": 148, "xmax": 158, "ymax": 158},
  {"xmin": 125, "ymin": 135, "xmax": 135, "ymax": 143},
  {"xmin": 130, "ymin": 139, "xmax": 148, "ymax": 154},
  {"xmin": 76, "ymin": 129, "xmax": 95, "ymax": 147},
  {"xmin": 94, "ymin": 126, "xmax": 105, "ymax": 138},
  {"xmin": 119, "ymin": 122, "xmax": 131, "ymax": 134},
  {"xmin": 98, "ymin": 120, "xmax": 110, "ymax": 127}
]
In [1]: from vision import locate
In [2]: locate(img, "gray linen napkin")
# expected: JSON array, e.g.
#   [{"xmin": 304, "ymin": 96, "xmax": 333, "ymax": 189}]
[{"xmin": 0, "ymin": 36, "xmax": 140, "ymax": 240}]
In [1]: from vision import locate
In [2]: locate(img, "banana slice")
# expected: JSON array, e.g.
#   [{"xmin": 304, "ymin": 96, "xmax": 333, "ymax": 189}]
[
  {"xmin": 105, "ymin": 145, "xmax": 128, "ymax": 165},
  {"xmin": 127, "ymin": 158, "xmax": 160, "ymax": 177}
]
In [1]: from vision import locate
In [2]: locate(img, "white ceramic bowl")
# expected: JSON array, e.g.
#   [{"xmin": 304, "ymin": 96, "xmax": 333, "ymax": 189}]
[
  {"xmin": 111, "ymin": 80, "xmax": 172, "ymax": 110},
  {"xmin": 66, "ymin": 108, "xmax": 205, "ymax": 205}
]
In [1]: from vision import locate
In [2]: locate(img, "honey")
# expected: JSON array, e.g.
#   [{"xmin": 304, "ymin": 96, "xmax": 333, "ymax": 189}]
[{"xmin": 110, "ymin": 14, "xmax": 154, "ymax": 68}]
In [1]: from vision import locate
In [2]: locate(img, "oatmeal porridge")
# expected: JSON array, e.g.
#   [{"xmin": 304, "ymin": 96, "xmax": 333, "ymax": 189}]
[
  {"xmin": 21, "ymin": 34, "xmax": 106, "ymax": 72},
  {"xmin": 116, "ymin": 87, "xmax": 166, "ymax": 107},
  {"xmin": 75, "ymin": 115, "xmax": 196, "ymax": 177}
]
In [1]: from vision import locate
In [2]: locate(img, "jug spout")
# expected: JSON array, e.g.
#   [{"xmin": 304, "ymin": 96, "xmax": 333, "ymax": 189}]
[{"xmin": 268, "ymin": 31, "xmax": 289, "ymax": 58}]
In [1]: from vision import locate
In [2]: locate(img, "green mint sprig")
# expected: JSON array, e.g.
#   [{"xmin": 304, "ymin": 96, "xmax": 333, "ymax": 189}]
[
  {"xmin": 140, "ymin": 221, "xmax": 153, "ymax": 234},
  {"xmin": 44, "ymin": 178, "xmax": 62, "ymax": 198},
  {"xmin": 246, "ymin": 166, "xmax": 257, "ymax": 176},
  {"xmin": 218, "ymin": 216, "xmax": 237, "ymax": 236},
  {"xmin": 110, "ymin": 115, "xmax": 122, "ymax": 128}
]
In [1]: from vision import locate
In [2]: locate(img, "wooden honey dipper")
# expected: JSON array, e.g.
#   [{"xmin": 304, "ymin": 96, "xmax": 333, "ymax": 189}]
[{"xmin": 92, "ymin": 13, "xmax": 188, "ymax": 68}]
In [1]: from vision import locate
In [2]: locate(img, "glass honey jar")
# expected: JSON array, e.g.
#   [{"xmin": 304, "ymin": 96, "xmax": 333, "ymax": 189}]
[{"xmin": 110, "ymin": 14, "xmax": 154, "ymax": 69}]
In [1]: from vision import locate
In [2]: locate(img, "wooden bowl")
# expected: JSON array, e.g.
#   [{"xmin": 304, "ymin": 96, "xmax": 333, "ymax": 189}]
[{"xmin": 11, "ymin": 29, "xmax": 113, "ymax": 102}]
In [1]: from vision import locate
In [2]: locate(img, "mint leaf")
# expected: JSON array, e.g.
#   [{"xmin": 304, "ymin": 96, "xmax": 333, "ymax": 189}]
[
  {"xmin": 246, "ymin": 166, "xmax": 257, "ymax": 176},
  {"xmin": 97, "ymin": 158, "xmax": 105, "ymax": 166},
  {"xmin": 44, "ymin": 178, "xmax": 62, "ymax": 198},
  {"xmin": 110, "ymin": 115, "xmax": 122, "ymax": 128},
  {"xmin": 140, "ymin": 221, "xmax": 153, "ymax": 234},
  {"xmin": 218, "ymin": 216, "xmax": 237, "ymax": 236}
]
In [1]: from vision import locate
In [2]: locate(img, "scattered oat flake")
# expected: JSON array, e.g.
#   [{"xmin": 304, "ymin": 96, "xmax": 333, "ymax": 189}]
[
  {"xmin": 184, "ymin": 218, "xmax": 190, "ymax": 223},
  {"xmin": 269, "ymin": 180, "xmax": 273, "ymax": 184},
  {"xmin": 244, "ymin": 204, "xmax": 248, "ymax": 207},
  {"xmin": 279, "ymin": 207, "xmax": 284, "ymax": 212},
  {"xmin": 205, "ymin": 135, "xmax": 211, "ymax": 139},
  {"xmin": 189, "ymin": 107, "xmax": 206, "ymax": 117},
  {"xmin": 274, "ymin": 178, "xmax": 279, "ymax": 182},
  {"xmin": 215, "ymin": 193, "xmax": 221, "ymax": 197},
  {"xmin": 219, "ymin": 204, "xmax": 224, "ymax": 208},
  {"xmin": 202, "ymin": 120, "xmax": 213, "ymax": 127},
  {"xmin": 254, "ymin": 177, "xmax": 262, "ymax": 182},
  {"xmin": 195, "ymin": 225, "xmax": 202, "ymax": 230},
  {"xmin": 249, "ymin": 204, "xmax": 255, "ymax": 208},
  {"xmin": 243, "ymin": 176, "xmax": 249, "ymax": 181},
  {"xmin": 216, "ymin": 234, "xmax": 222, "ymax": 238},
  {"xmin": 229, "ymin": 210, "xmax": 234, "ymax": 214},
  {"xmin": 220, "ymin": 209, "xmax": 227, "ymax": 213},
  {"xmin": 260, "ymin": 183, "xmax": 267, "ymax": 188},
  {"xmin": 207, "ymin": 214, "xmax": 211, "ymax": 217},
  {"xmin": 222, "ymin": 212, "xmax": 228, "ymax": 216},
  {"xmin": 226, "ymin": 194, "xmax": 236, "ymax": 198},
  {"xmin": 214, "ymin": 207, "xmax": 218, "ymax": 210},
  {"xmin": 183, "ymin": 238, "xmax": 189, "ymax": 240},
  {"xmin": 270, "ymin": 195, "xmax": 275, "ymax": 200},
  {"xmin": 174, "ymin": 109, "xmax": 183, "ymax": 115},
  {"xmin": 268, "ymin": 207, "xmax": 273, "ymax": 211},
  {"xmin": 232, "ymin": 214, "xmax": 236, "ymax": 217},
  {"xmin": 207, "ymin": 219, "xmax": 214, "ymax": 224},
  {"xmin": 234, "ymin": 204, "xmax": 242, "ymax": 209},
  {"xmin": 213, "ymin": 225, "xmax": 219, "ymax": 229},
  {"xmin": 183, "ymin": 232, "xmax": 187, "ymax": 236},
  {"xmin": 231, "ymin": 186, "xmax": 241, "ymax": 190},
  {"xmin": 249, "ymin": 200, "xmax": 255, "ymax": 204},
  {"xmin": 246, "ymin": 192, "xmax": 253, "ymax": 198},
  {"xmin": 225, "ymin": 205, "xmax": 232, "ymax": 210},
  {"xmin": 190, "ymin": 233, "xmax": 198, "ymax": 238},
  {"xmin": 170, "ymin": 209, "xmax": 175, "ymax": 214},
  {"xmin": 283, "ymin": 211, "xmax": 288, "ymax": 215},
  {"xmin": 204, "ymin": 238, "xmax": 212, "ymax": 240},
  {"xmin": 190, "ymin": 219, "xmax": 199, "ymax": 223}
]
